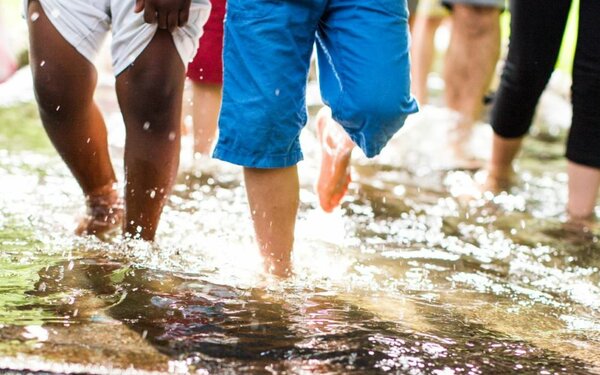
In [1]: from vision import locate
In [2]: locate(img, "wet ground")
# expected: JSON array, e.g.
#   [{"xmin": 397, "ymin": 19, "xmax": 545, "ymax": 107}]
[{"xmin": 1, "ymin": 67, "xmax": 600, "ymax": 374}]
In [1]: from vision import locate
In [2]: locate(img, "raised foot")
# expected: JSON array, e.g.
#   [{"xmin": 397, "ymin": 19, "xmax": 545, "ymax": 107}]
[
  {"xmin": 75, "ymin": 184, "xmax": 123, "ymax": 240},
  {"xmin": 315, "ymin": 107, "xmax": 355, "ymax": 213}
]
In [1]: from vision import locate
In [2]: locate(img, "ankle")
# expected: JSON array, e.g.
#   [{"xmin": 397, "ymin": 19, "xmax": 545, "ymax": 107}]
[
  {"xmin": 487, "ymin": 163, "xmax": 514, "ymax": 182},
  {"xmin": 567, "ymin": 207, "xmax": 596, "ymax": 223},
  {"xmin": 85, "ymin": 182, "xmax": 122, "ymax": 213}
]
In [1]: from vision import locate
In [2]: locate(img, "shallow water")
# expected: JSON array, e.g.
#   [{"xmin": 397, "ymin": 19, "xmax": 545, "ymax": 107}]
[{"xmin": 1, "ymin": 74, "xmax": 600, "ymax": 374}]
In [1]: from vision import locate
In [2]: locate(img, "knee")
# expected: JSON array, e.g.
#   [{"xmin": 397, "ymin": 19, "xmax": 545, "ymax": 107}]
[
  {"xmin": 32, "ymin": 66, "xmax": 95, "ymax": 121},
  {"xmin": 500, "ymin": 60, "xmax": 552, "ymax": 94},
  {"xmin": 452, "ymin": 5, "xmax": 500, "ymax": 38},
  {"xmin": 122, "ymin": 67, "xmax": 183, "ymax": 134}
]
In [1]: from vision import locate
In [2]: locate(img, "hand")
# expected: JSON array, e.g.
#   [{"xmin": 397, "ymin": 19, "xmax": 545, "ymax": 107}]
[{"xmin": 134, "ymin": 0, "xmax": 192, "ymax": 32}]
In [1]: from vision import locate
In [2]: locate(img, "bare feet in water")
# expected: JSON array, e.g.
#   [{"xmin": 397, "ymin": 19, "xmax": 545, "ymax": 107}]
[
  {"xmin": 481, "ymin": 167, "xmax": 515, "ymax": 194},
  {"xmin": 316, "ymin": 107, "xmax": 355, "ymax": 212},
  {"xmin": 75, "ymin": 184, "xmax": 123, "ymax": 239}
]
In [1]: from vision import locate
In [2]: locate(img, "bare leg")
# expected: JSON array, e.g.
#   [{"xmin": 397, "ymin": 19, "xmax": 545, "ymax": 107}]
[
  {"xmin": 27, "ymin": 1, "xmax": 121, "ymax": 237},
  {"xmin": 411, "ymin": 15, "xmax": 445, "ymax": 104},
  {"xmin": 192, "ymin": 82, "xmax": 222, "ymax": 156},
  {"xmin": 567, "ymin": 162, "xmax": 600, "ymax": 221},
  {"xmin": 244, "ymin": 166, "xmax": 298, "ymax": 277},
  {"xmin": 483, "ymin": 134, "xmax": 522, "ymax": 193},
  {"xmin": 116, "ymin": 30, "xmax": 186, "ymax": 241},
  {"xmin": 315, "ymin": 107, "xmax": 355, "ymax": 213},
  {"xmin": 444, "ymin": 5, "xmax": 500, "ymax": 158}
]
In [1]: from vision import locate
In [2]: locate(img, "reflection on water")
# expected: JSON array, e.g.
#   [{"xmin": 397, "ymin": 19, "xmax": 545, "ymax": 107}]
[{"xmin": 1, "ymin": 91, "xmax": 600, "ymax": 374}]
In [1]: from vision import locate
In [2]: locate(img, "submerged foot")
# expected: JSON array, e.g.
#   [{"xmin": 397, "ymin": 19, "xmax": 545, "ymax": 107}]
[
  {"xmin": 480, "ymin": 168, "xmax": 516, "ymax": 195},
  {"xmin": 315, "ymin": 107, "xmax": 354, "ymax": 213},
  {"xmin": 75, "ymin": 184, "xmax": 123, "ymax": 240},
  {"xmin": 447, "ymin": 117, "xmax": 484, "ymax": 170}
]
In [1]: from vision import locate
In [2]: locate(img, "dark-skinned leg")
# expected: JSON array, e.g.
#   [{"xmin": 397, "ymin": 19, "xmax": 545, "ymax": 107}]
[
  {"xmin": 116, "ymin": 30, "xmax": 185, "ymax": 241},
  {"xmin": 27, "ymin": 1, "xmax": 120, "ymax": 237}
]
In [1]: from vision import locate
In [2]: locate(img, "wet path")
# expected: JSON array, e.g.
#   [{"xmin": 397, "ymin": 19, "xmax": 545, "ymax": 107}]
[{"xmin": 1, "ymin": 70, "xmax": 600, "ymax": 373}]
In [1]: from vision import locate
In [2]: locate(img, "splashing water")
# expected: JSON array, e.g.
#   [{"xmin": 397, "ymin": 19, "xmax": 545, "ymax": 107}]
[{"xmin": 0, "ymin": 73, "xmax": 599, "ymax": 374}]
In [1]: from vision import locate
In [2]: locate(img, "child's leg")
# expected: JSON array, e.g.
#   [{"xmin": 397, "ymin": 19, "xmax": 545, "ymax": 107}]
[
  {"xmin": 27, "ymin": 1, "xmax": 120, "ymax": 236},
  {"xmin": 315, "ymin": 107, "xmax": 354, "ymax": 212},
  {"xmin": 192, "ymin": 82, "xmax": 221, "ymax": 156},
  {"xmin": 115, "ymin": 30, "xmax": 186, "ymax": 241},
  {"xmin": 213, "ymin": 0, "xmax": 321, "ymax": 272},
  {"xmin": 565, "ymin": 0, "xmax": 600, "ymax": 221},
  {"xmin": 411, "ymin": 11, "xmax": 446, "ymax": 104},
  {"xmin": 244, "ymin": 166, "xmax": 298, "ymax": 277},
  {"xmin": 315, "ymin": 0, "xmax": 418, "ymax": 211},
  {"xmin": 483, "ymin": 134, "xmax": 522, "ymax": 192},
  {"xmin": 442, "ymin": 2, "xmax": 501, "ymax": 159},
  {"xmin": 567, "ymin": 162, "xmax": 600, "ymax": 221},
  {"xmin": 186, "ymin": 0, "xmax": 225, "ymax": 157},
  {"xmin": 486, "ymin": 0, "xmax": 570, "ymax": 192}
]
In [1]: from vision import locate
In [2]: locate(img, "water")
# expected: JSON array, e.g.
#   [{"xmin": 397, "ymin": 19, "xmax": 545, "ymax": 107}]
[{"xmin": 1, "ymin": 72, "xmax": 600, "ymax": 374}]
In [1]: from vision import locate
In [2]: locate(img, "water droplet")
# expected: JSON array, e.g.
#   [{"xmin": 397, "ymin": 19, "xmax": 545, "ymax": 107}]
[
  {"xmin": 30, "ymin": 12, "xmax": 40, "ymax": 22},
  {"xmin": 143, "ymin": 121, "xmax": 151, "ymax": 131},
  {"xmin": 149, "ymin": 190, "xmax": 156, "ymax": 199},
  {"xmin": 275, "ymin": 89, "xmax": 280, "ymax": 96},
  {"xmin": 40, "ymin": 60, "xmax": 46, "ymax": 67},
  {"xmin": 168, "ymin": 132, "xmax": 176, "ymax": 141},
  {"xmin": 136, "ymin": 226, "xmax": 143, "ymax": 233},
  {"xmin": 86, "ymin": 138, "xmax": 91, "ymax": 144},
  {"xmin": 55, "ymin": 105, "xmax": 61, "ymax": 111}
]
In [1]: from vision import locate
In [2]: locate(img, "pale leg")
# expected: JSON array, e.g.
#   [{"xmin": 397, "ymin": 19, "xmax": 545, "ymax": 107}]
[
  {"xmin": 444, "ymin": 5, "xmax": 500, "ymax": 159},
  {"xmin": 192, "ymin": 82, "xmax": 222, "ymax": 156},
  {"xmin": 567, "ymin": 162, "xmax": 600, "ymax": 221},
  {"xmin": 483, "ymin": 134, "xmax": 522, "ymax": 193},
  {"xmin": 244, "ymin": 166, "xmax": 299, "ymax": 277}
]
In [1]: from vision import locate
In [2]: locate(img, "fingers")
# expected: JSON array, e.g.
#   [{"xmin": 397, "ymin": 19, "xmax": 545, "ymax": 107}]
[
  {"xmin": 141, "ymin": 0, "xmax": 192, "ymax": 30},
  {"xmin": 143, "ymin": 3, "xmax": 157, "ymax": 24},
  {"xmin": 178, "ymin": 9, "xmax": 190, "ymax": 27},
  {"xmin": 178, "ymin": 0, "xmax": 192, "ymax": 26},
  {"xmin": 167, "ymin": 11, "xmax": 178, "ymax": 32},
  {"xmin": 134, "ymin": 0, "xmax": 145, "ymax": 13},
  {"xmin": 158, "ymin": 8, "xmax": 168, "ymax": 29}
]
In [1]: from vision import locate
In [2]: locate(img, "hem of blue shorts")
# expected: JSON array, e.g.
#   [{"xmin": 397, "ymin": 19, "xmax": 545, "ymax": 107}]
[{"xmin": 213, "ymin": 146, "xmax": 304, "ymax": 169}]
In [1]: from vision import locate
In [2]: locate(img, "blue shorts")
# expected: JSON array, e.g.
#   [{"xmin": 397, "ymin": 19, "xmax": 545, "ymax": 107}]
[{"xmin": 214, "ymin": 0, "xmax": 419, "ymax": 168}]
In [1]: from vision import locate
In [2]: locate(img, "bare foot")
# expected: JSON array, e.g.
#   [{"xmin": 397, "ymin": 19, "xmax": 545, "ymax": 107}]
[
  {"xmin": 567, "ymin": 212, "xmax": 597, "ymax": 231},
  {"xmin": 75, "ymin": 184, "xmax": 123, "ymax": 239},
  {"xmin": 315, "ymin": 107, "xmax": 354, "ymax": 213},
  {"xmin": 446, "ymin": 117, "xmax": 485, "ymax": 170},
  {"xmin": 481, "ymin": 168, "xmax": 515, "ymax": 194}
]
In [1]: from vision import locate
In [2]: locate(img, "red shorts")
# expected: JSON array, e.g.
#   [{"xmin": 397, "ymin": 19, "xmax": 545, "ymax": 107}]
[{"xmin": 187, "ymin": 0, "xmax": 226, "ymax": 84}]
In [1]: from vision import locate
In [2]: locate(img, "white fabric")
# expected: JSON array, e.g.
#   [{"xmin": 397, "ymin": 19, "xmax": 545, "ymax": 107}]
[{"xmin": 24, "ymin": 0, "xmax": 211, "ymax": 75}]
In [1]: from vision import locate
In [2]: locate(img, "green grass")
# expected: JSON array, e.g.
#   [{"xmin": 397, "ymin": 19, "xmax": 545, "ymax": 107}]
[{"xmin": 0, "ymin": 103, "xmax": 54, "ymax": 154}]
